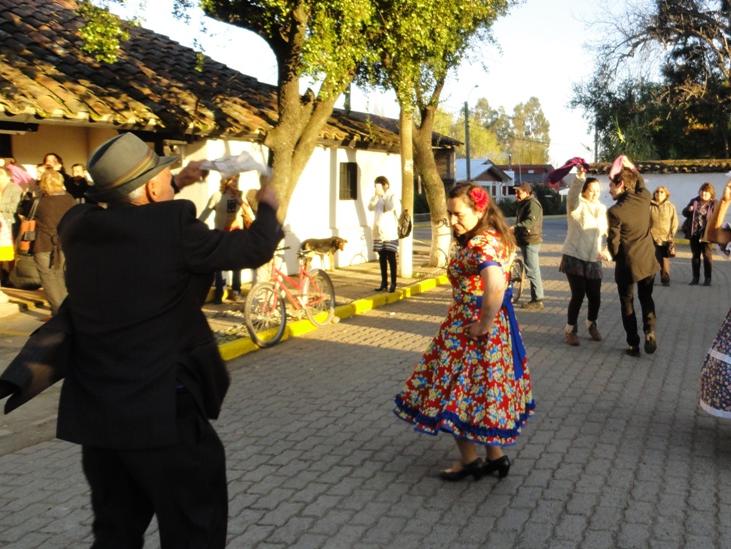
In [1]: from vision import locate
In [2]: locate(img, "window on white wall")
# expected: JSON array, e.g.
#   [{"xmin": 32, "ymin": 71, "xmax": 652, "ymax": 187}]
[
  {"xmin": 0, "ymin": 134, "xmax": 11, "ymax": 157},
  {"xmin": 339, "ymin": 162, "xmax": 358, "ymax": 200}
]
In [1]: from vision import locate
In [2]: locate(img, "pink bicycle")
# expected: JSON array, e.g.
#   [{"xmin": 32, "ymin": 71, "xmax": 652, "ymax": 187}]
[{"xmin": 244, "ymin": 247, "xmax": 336, "ymax": 347}]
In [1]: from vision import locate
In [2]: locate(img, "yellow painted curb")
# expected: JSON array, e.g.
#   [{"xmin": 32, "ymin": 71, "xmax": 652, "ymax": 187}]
[{"xmin": 217, "ymin": 272, "xmax": 450, "ymax": 362}]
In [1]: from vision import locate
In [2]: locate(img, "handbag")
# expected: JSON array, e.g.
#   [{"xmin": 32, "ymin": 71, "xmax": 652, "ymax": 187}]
[
  {"xmin": 397, "ymin": 209, "xmax": 412, "ymax": 239},
  {"xmin": 667, "ymin": 240, "xmax": 676, "ymax": 257},
  {"xmin": 8, "ymin": 252, "xmax": 41, "ymax": 290},
  {"xmin": 16, "ymin": 198, "xmax": 39, "ymax": 253}
]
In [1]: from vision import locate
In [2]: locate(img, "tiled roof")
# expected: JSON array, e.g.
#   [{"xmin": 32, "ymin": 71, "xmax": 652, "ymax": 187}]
[
  {"xmin": 588, "ymin": 159, "xmax": 731, "ymax": 175},
  {"xmin": 0, "ymin": 0, "xmax": 452, "ymax": 152}
]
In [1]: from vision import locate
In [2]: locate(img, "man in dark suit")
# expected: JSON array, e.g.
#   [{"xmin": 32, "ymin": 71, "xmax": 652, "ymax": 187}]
[
  {"xmin": 607, "ymin": 156, "xmax": 659, "ymax": 357},
  {"xmin": 57, "ymin": 133, "xmax": 283, "ymax": 548}
]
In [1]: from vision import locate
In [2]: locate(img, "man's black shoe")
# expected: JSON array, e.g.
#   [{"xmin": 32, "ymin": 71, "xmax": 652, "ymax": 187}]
[
  {"xmin": 644, "ymin": 333, "xmax": 657, "ymax": 354},
  {"xmin": 625, "ymin": 346, "xmax": 641, "ymax": 357}
]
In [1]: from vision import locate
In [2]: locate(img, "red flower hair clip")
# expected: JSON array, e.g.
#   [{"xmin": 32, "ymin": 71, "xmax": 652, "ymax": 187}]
[{"xmin": 469, "ymin": 186, "xmax": 489, "ymax": 211}]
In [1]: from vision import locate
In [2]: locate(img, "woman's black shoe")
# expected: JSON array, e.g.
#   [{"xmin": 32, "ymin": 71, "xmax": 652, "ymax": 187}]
[
  {"xmin": 373, "ymin": 285, "xmax": 387, "ymax": 292},
  {"xmin": 439, "ymin": 458, "xmax": 483, "ymax": 481},
  {"xmin": 482, "ymin": 455, "xmax": 511, "ymax": 478},
  {"xmin": 388, "ymin": 284, "xmax": 396, "ymax": 293}
]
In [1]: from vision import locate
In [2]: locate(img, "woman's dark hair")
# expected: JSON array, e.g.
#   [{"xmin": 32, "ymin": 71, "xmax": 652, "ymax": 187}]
[
  {"xmin": 581, "ymin": 177, "xmax": 599, "ymax": 195},
  {"xmin": 699, "ymin": 182, "xmax": 715, "ymax": 201},
  {"xmin": 374, "ymin": 175, "xmax": 389, "ymax": 188},
  {"xmin": 448, "ymin": 183, "xmax": 516, "ymax": 255},
  {"xmin": 43, "ymin": 152, "xmax": 66, "ymax": 174}
]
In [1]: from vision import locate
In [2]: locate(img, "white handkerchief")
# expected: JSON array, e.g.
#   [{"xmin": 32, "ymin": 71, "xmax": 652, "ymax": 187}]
[{"xmin": 201, "ymin": 152, "xmax": 270, "ymax": 178}]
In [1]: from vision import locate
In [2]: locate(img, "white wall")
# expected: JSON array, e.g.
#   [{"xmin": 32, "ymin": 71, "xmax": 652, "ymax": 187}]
[
  {"xmin": 285, "ymin": 145, "xmax": 402, "ymax": 272},
  {"xmin": 598, "ymin": 172, "xmax": 731, "ymax": 224},
  {"xmin": 180, "ymin": 139, "xmax": 403, "ymax": 276}
]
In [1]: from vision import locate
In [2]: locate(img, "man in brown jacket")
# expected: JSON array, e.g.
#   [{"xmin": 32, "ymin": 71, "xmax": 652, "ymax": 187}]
[{"xmin": 607, "ymin": 157, "xmax": 659, "ymax": 357}]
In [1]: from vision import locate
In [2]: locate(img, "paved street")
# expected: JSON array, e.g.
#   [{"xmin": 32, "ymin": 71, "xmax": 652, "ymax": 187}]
[{"xmin": 0, "ymin": 235, "xmax": 730, "ymax": 547}]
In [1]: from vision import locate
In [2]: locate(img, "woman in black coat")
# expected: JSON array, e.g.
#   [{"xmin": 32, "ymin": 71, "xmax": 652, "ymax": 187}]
[{"xmin": 682, "ymin": 182, "xmax": 715, "ymax": 286}]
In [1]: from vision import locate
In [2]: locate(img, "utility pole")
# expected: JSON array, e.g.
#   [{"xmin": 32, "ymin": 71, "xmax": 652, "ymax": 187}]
[{"xmin": 464, "ymin": 101, "xmax": 471, "ymax": 181}]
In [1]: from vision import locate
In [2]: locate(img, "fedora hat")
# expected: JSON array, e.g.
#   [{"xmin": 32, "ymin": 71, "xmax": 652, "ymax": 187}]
[{"xmin": 87, "ymin": 133, "xmax": 178, "ymax": 201}]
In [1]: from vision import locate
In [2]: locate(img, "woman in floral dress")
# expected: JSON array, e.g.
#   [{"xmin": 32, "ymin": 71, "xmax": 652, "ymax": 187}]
[
  {"xmin": 699, "ymin": 179, "xmax": 731, "ymax": 418},
  {"xmin": 394, "ymin": 183, "xmax": 535, "ymax": 481}
]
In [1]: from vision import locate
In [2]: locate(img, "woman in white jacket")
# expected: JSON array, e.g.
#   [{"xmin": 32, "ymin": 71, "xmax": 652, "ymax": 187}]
[
  {"xmin": 559, "ymin": 168, "xmax": 609, "ymax": 346},
  {"xmin": 368, "ymin": 175, "xmax": 399, "ymax": 292}
]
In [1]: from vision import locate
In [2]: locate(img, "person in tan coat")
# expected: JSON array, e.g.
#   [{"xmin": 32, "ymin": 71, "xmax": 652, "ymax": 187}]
[{"xmin": 649, "ymin": 186, "xmax": 679, "ymax": 286}]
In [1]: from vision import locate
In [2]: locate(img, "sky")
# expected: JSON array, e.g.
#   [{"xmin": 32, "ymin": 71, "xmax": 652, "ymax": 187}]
[{"xmin": 109, "ymin": 0, "xmax": 628, "ymax": 166}]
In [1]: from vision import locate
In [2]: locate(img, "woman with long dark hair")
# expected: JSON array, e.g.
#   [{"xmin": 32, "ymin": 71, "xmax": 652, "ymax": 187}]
[
  {"xmin": 559, "ymin": 168, "xmax": 608, "ymax": 346},
  {"xmin": 394, "ymin": 183, "xmax": 534, "ymax": 481},
  {"xmin": 683, "ymin": 182, "xmax": 715, "ymax": 286}
]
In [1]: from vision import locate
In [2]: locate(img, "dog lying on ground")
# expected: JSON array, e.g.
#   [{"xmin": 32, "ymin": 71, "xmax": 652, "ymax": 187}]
[{"xmin": 299, "ymin": 237, "xmax": 348, "ymax": 270}]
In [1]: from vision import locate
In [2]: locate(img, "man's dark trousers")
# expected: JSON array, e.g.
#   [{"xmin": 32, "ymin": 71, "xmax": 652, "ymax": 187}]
[
  {"xmin": 81, "ymin": 392, "xmax": 227, "ymax": 549},
  {"xmin": 616, "ymin": 274, "xmax": 656, "ymax": 347}
]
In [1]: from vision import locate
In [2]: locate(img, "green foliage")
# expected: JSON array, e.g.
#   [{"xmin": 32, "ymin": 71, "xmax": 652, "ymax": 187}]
[
  {"xmin": 573, "ymin": 0, "xmax": 731, "ymax": 158},
  {"xmin": 361, "ymin": 1, "xmax": 510, "ymax": 111},
  {"xmin": 498, "ymin": 197, "xmax": 518, "ymax": 217},
  {"xmin": 202, "ymin": 0, "xmax": 374, "ymax": 98},
  {"xmin": 77, "ymin": 1, "xmax": 131, "ymax": 63},
  {"xmin": 533, "ymin": 185, "xmax": 564, "ymax": 215}
]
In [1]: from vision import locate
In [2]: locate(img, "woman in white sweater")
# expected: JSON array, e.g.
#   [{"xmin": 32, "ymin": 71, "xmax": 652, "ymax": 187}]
[
  {"xmin": 368, "ymin": 175, "xmax": 399, "ymax": 292},
  {"xmin": 559, "ymin": 168, "xmax": 609, "ymax": 346}
]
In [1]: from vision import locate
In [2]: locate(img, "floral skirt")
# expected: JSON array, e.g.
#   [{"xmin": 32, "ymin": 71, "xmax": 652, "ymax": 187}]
[
  {"xmin": 394, "ymin": 300, "xmax": 535, "ymax": 447},
  {"xmin": 699, "ymin": 309, "xmax": 731, "ymax": 418}
]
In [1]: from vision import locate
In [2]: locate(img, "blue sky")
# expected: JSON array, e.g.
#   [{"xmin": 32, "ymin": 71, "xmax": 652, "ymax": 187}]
[{"xmin": 108, "ymin": 0, "xmax": 634, "ymax": 166}]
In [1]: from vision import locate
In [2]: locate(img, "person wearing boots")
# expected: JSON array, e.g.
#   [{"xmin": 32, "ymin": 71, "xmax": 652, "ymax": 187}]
[
  {"xmin": 607, "ymin": 155, "xmax": 659, "ymax": 357},
  {"xmin": 682, "ymin": 182, "xmax": 715, "ymax": 286},
  {"xmin": 558, "ymin": 166, "xmax": 609, "ymax": 346},
  {"xmin": 369, "ymin": 175, "xmax": 398, "ymax": 293},
  {"xmin": 513, "ymin": 183, "xmax": 544, "ymax": 309},
  {"xmin": 649, "ymin": 186, "xmax": 678, "ymax": 286}
]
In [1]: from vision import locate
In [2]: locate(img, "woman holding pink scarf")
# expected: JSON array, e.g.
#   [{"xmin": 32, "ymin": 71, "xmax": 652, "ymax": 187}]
[{"xmin": 394, "ymin": 183, "xmax": 534, "ymax": 482}]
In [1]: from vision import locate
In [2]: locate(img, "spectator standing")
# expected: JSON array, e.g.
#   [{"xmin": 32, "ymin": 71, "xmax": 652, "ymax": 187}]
[
  {"xmin": 682, "ymin": 182, "xmax": 716, "ymax": 286},
  {"xmin": 559, "ymin": 168, "xmax": 609, "ymax": 346},
  {"xmin": 513, "ymin": 183, "xmax": 544, "ymax": 309},
  {"xmin": 649, "ymin": 186, "xmax": 679, "ymax": 286},
  {"xmin": 33, "ymin": 170, "xmax": 75, "ymax": 315},
  {"xmin": 66, "ymin": 163, "xmax": 94, "ymax": 202},
  {"xmin": 607, "ymin": 155, "xmax": 659, "ymax": 357},
  {"xmin": 395, "ymin": 183, "xmax": 534, "ymax": 481},
  {"xmin": 57, "ymin": 132, "xmax": 282, "ymax": 548},
  {"xmin": 199, "ymin": 174, "xmax": 254, "ymax": 303},
  {"xmin": 0, "ymin": 166, "xmax": 22, "ymax": 286},
  {"xmin": 368, "ymin": 175, "xmax": 398, "ymax": 293}
]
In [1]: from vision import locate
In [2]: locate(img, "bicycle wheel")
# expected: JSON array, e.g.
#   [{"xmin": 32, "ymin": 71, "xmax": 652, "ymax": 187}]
[
  {"xmin": 302, "ymin": 269, "xmax": 336, "ymax": 326},
  {"xmin": 244, "ymin": 282, "xmax": 287, "ymax": 347},
  {"xmin": 509, "ymin": 258, "xmax": 526, "ymax": 304}
]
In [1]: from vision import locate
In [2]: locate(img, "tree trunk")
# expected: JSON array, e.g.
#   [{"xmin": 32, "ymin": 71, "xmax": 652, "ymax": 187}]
[
  {"xmin": 413, "ymin": 82, "xmax": 451, "ymax": 267},
  {"xmin": 399, "ymin": 108, "xmax": 414, "ymax": 278}
]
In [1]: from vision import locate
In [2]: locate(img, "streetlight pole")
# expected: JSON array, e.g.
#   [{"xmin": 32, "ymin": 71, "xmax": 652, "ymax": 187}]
[{"xmin": 464, "ymin": 101, "xmax": 471, "ymax": 181}]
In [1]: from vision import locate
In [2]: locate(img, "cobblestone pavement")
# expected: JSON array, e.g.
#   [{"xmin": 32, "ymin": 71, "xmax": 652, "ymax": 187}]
[{"xmin": 0, "ymin": 240, "xmax": 730, "ymax": 548}]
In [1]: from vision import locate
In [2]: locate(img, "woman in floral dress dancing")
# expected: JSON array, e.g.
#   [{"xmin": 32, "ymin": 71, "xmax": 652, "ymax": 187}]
[{"xmin": 394, "ymin": 183, "xmax": 535, "ymax": 481}]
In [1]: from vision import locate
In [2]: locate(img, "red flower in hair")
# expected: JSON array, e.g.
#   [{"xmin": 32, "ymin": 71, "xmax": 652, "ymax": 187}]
[{"xmin": 469, "ymin": 187, "xmax": 489, "ymax": 211}]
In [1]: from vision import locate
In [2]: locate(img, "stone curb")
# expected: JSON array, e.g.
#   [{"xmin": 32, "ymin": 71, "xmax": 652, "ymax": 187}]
[{"xmin": 217, "ymin": 273, "xmax": 450, "ymax": 361}]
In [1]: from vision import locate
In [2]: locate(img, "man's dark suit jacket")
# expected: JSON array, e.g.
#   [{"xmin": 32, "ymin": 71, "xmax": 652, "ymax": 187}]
[
  {"xmin": 56, "ymin": 199, "xmax": 282, "ymax": 449},
  {"xmin": 607, "ymin": 180, "xmax": 659, "ymax": 283}
]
